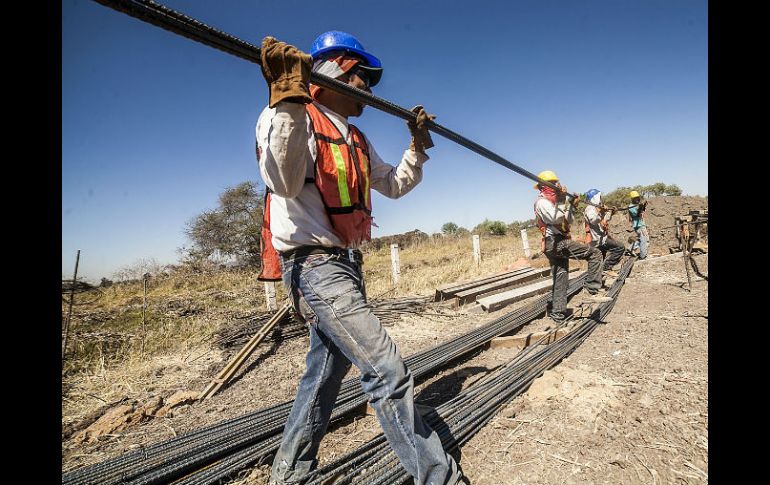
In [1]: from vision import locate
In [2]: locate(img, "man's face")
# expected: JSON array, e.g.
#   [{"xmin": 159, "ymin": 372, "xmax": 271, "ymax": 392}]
[{"xmin": 337, "ymin": 66, "xmax": 371, "ymax": 117}]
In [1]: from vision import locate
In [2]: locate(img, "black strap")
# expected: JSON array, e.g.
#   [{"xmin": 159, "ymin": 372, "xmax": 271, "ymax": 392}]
[
  {"xmin": 281, "ymin": 245, "xmax": 364, "ymax": 264},
  {"xmin": 326, "ymin": 203, "xmax": 372, "ymax": 215},
  {"xmin": 314, "ymin": 132, "xmax": 346, "ymax": 145}
]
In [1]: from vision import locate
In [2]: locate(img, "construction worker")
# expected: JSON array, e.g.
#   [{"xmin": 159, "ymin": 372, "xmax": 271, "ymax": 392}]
[
  {"xmin": 533, "ymin": 171, "xmax": 612, "ymax": 322},
  {"xmin": 583, "ymin": 189, "xmax": 625, "ymax": 277},
  {"xmin": 627, "ymin": 190, "xmax": 649, "ymax": 259},
  {"xmin": 255, "ymin": 32, "xmax": 464, "ymax": 485}
]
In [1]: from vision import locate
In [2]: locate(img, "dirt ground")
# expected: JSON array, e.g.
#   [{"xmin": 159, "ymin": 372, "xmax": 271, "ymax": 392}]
[
  {"xmin": 63, "ymin": 251, "xmax": 707, "ymax": 485},
  {"xmin": 452, "ymin": 253, "xmax": 708, "ymax": 485}
]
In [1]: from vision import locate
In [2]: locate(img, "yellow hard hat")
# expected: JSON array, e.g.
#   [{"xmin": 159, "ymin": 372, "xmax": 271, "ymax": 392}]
[
  {"xmin": 534, "ymin": 170, "xmax": 559, "ymax": 189},
  {"xmin": 629, "ymin": 190, "xmax": 640, "ymax": 199}
]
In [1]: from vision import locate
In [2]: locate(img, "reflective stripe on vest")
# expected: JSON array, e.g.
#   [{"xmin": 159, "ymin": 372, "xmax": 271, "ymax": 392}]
[{"xmin": 329, "ymin": 144, "xmax": 352, "ymax": 207}]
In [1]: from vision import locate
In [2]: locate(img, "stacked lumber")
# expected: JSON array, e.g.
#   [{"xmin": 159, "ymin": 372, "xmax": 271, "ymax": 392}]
[{"xmin": 476, "ymin": 270, "xmax": 584, "ymax": 312}]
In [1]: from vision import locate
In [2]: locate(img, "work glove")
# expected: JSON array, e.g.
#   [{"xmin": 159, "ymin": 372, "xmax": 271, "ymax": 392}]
[
  {"xmin": 260, "ymin": 36, "xmax": 313, "ymax": 108},
  {"xmin": 407, "ymin": 105, "xmax": 436, "ymax": 153}
]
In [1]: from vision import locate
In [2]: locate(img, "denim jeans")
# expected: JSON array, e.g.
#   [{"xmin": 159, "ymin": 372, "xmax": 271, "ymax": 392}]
[
  {"xmin": 595, "ymin": 236, "xmax": 625, "ymax": 270},
  {"xmin": 630, "ymin": 226, "xmax": 650, "ymax": 259},
  {"xmin": 270, "ymin": 252, "xmax": 460, "ymax": 485},
  {"xmin": 544, "ymin": 236, "xmax": 603, "ymax": 317}
]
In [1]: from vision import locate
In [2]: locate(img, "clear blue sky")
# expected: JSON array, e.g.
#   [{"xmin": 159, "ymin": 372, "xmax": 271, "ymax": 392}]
[{"xmin": 62, "ymin": 0, "xmax": 708, "ymax": 282}]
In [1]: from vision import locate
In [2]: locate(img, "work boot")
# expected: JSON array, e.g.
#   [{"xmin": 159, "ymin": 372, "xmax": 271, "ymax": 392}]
[
  {"xmin": 585, "ymin": 288, "xmax": 612, "ymax": 303},
  {"xmin": 550, "ymin": 308, "xmax": 573, "ymax": 323}
]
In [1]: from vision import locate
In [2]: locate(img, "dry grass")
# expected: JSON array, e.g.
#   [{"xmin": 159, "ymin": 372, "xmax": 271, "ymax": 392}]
[
  {"xmin": 362, "ymin": 230, "xmax": 544, "ymax": 298},
  {"xmin": 61, "ymin": 230, "xmax": 545, "ymax": 427}
]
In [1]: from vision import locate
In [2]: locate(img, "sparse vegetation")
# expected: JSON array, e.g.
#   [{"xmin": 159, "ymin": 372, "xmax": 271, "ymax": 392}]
[
  {"xmin": 472, "ymin": 219, "xmax": 508, "ymax": 236},
  {"xmin": 441, "ymin": 222, "xmax": 459, "ymax": 235},
  {"xmin": 602, "ymin": 182, "xmax": 682, "ymax": 208},
  {"xmin": 183, "ymin": 181, "xmax": 265, "ymax": 268}
]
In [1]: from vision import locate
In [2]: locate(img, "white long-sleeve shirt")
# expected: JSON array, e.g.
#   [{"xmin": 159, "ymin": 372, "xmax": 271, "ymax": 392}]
[
  {"xmin": 584, "ymin": 205, "xmax": 611, "ymax": 246},
  {"xmin": 256, "ymin": 101, "xmax": 428, "ymax": 251},
  {"xmin": 534, "ymin": 194, "xmax": 574, "ymax": 237}
]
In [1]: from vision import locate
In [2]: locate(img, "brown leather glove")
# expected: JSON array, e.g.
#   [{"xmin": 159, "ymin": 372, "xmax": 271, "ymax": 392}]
[
  {"xmin": 407, "ymin": 105, "xmax": 436, "ymax": 153},
  {"xmin": 260, "ymin": 36, "xmax": 313, "ymax": 108}
]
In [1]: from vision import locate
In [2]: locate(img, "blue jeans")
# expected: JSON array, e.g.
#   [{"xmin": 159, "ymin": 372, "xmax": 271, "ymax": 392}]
[
  {"xmin": 270, "ymin": 252, "xmax": 460, "ymax": 485},
  {"xmin": 630, "ymin": 226, "xmax": 649, "ymax": 259}
]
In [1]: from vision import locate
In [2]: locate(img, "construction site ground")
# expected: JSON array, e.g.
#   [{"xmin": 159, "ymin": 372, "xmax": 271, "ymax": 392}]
[{"xmin": 62, "ymin": 250, "xmax": 707, "ymax": 485}]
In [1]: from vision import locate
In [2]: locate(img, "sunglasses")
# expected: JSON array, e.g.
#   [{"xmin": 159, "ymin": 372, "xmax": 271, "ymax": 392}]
[{"xmin": 344, "ymin": 67, "xmax": 371, "ymax": 89}]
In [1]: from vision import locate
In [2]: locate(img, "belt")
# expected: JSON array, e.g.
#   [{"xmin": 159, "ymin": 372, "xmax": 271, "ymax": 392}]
[{"xmin": 280, "ymin": 245, "xmax": 364, "ymax": 265}]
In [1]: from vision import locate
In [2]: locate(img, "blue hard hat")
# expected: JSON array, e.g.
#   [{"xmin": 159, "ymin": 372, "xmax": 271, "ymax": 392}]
[
  {"xmin": 585, "ymin": 189, "xmax": 601, "ymax": 201},
  {"xmin": 310, "ymin": 31, "xmax": 383, "ymax": 86}
]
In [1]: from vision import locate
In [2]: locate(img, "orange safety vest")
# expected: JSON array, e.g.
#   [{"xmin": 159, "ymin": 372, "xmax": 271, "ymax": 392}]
[
  {"xmin": 534, "ymin": 195, "xmax": 571, "ymax": 253},
  {"xmin": 257, "ymin": 103, "xmax": 373, "ymax": 281},
  {"xmin": 584, "ymin": 219, "xmax": 592, "ymax": 245}
]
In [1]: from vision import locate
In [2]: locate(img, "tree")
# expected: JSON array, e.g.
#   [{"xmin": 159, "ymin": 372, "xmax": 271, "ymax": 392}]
[
  {"xmin": 602, "ymin": 182, "xmax": 683, "ymax": 208},
  {"xmin": 183, "ymin": 181, "xmax": 265, "ymax": 267},
  {"xmin": 647, "ymin": 182, "xmax": 667, "ymax": 197},
  {"xmin": 664, "ymin": 184, "xmax": 682, "ymax": 196},
  {"xmin": 507, "ymin": 218, "xmax": 536, "ymax": 234},
  {"xmin": 113, "ymin": 257, "xmax": 166, "ymax": 281},
  {"xmin": 441, "ymin": 222, "xmax": 459, "ymax": 235},
  {"xmin": 473, "ymin": 219, "xmax": 508, "ymax": 236}
]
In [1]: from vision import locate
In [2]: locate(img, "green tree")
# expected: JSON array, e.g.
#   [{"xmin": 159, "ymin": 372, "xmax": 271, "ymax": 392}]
[
  {"xmin": 184, "ymin": 181, "xmax": 265, "ymax": 267},
  {"xmin": 441, "ymin": 222, "xmax": 459, "ymax": 235},
  {"xmin": 664, "ymin": 184, "xmax": 682, "ymax": 196},
  {"xmin": 647, "ymin": 182, "xmax": 667, "ymax": 197},
  {"xmin": 473, "ymin": 219, "xmax": 508, "ymax": 236}
]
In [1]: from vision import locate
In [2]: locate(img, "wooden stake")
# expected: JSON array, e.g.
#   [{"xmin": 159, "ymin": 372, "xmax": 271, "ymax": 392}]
[
  {"xmin": 390, "ymin": 244, "xmax": 400, "ymax": 285},
  {"xmin": 199, "ymin": 302, "xmax": 291, "ymax": 400},
  {"xmin": 142, "ymin": 274, "xmax": 148, "ymax": 356},
  {"xmin": 520, "ymin": 228, "xmax": 531, "ymax": 258},
  {"xmin": 682, "ymin": 222, "xmax": 693, "ymax": 291},
  {"xmin": 62, "ymin": 249, "xmax": 80, "ymax": 364},
  {"xmin": 264, "ymin": 281, "xmax": 277, "ymax": 311}
]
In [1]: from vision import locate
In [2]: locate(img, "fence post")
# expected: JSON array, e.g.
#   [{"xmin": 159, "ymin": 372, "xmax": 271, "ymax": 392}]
[
  {"xmin": 62, "ymin": 249, "xmax": 81, "ymax": 364},
  {"xmin": 520, "ymin": 228, "xmax": 531, "ymax": 258},
  {"xmin": 264, "ymin": 281, "xmax": 277, "ymax": 311},
  {"xmin": 390, "ymin": 244, "xmax": 401, "ymax": 285},
  {"xmin": 142, "ymin": 273, "xmax": 149, "ymax": 356},
  {"xmin": 472, "ymin": 234, "xmax": 481, "ymax": 267}
]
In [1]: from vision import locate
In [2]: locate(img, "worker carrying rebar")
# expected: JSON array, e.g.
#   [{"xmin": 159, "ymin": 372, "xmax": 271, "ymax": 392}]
[
  {"xmin": 627, "ymin": 190, "xmax": 649, "ymax": 259},
  {"xmin": 533, "ymin": 171, "xmax": 612, "ymax": 322},
  {"xmin": 583, "ymin": 189, "xmax": 624, "ymax": 279},
  {"xmin": 254, "ymin": 31, "xmax": 464, "ymax": 485}
]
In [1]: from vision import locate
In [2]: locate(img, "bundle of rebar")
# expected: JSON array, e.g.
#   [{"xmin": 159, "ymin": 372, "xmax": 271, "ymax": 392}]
[
  {"xmin": 303, "ymin": 257, "xmax": 634, "ymax": 485},
  {"xmin": 369, "ymin": 296, "xmax": 438, "ymax": 325},
  {"xmin": 213, "ymin": 311, "xmax": 303, "ymax": 350},
  {"xmin": 215, "ymin": 297, "xmax": 439, "ymax": 350},
  {"xmin": 63, "ymin": 274, "xmax": 587, "ymax": 485},
  {"xmin": 61, "ymin": 280, "xmax": 96, "ymax": 294}
]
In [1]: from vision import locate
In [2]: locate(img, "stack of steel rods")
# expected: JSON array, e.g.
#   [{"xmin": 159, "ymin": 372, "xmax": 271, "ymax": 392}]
[
  {"xmin": 63, "ymin": 275, "xmax": 588, "ymax": 485},
  {"xmin": 215, "ymin": 297, "xmax": 437, "ymax": 350},
  {"xmin": 303, "ymin": 258, "xmax": 634, "ymax": 485},
  {"xmin": 214, "ymin": 311, "xmax": 304, "ymax": 350}
]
